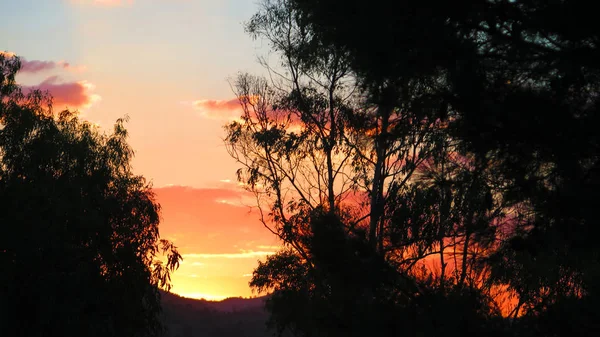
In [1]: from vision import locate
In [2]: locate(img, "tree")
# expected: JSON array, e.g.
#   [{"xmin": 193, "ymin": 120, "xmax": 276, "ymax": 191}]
[
  {"xmin": 226, "ymin": 0, "xmax": 459, "ymax": 262},
  {"xmin": 286, "ymin": 0, "xmax": 600, "ymax": 331},
  {"xmin": 227, "ymin": 0, "xmax": 600, "ymax": 335},
  {"xmin": 0, "ymin": 54, "xmax": 182, "ymax": 337},
  {"xmin": 225, "ymin": 1, "xmax": 511, "ymax": 336}
]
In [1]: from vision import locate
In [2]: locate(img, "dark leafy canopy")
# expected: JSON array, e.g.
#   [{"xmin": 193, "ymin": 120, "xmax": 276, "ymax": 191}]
[
  {"xmin": 289, "ymin": 0, "xmax": 600, "ymax": 248},
  {"xmin": 0, "ymin": 54, "xmax": 182, "ymax": 337},
  {"xmin": 227, "ymin": 1, "xmax": 600, "ymax": 337},
  {"xmin": 228, "ymin": 1, "xmax": 506, "ymax": 336}
]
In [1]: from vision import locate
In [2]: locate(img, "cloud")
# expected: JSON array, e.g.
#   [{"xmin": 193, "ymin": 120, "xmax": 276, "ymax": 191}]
[
  {"xmin": 151, "ymin": 185, "xmax": 282, "ymax": 300},
  {"xmin": 192, "ymin": 98, "xmax": 243, "ymax": 121},
  {"xmin": 24, "ymin": 76, "xmax": 101, "ymax": 109},
  {"xmin": 154, "ymin": 185, "xmax": 254, "ymax": 212},
  {"xmin": 190, "ymin": 96, "xmax": 305, "ymax": 132},
  {"xmin": 1, "ymin": 52, "xmax": 86, "ymax": 74},
  {"xmin": 216, "ymin": 198, "xmax": 246, "ymax": 207},
  {"xmin": 152, "ymin": 185, "xmax": 271, "ymax": 252},
  {"xmin": 177, "ymin": 292, "xmax": 227, "ymax": 301},
  {"xmin": 182, "ymin": 250, "xmax": 276, "ymax": 259},
  {"xmin": 20, "ymin": 60, "xmax": 56, "ymax": 73},
  {"xmin": 257, "ymin": 245, "xmax": 281, "ymax": 250},
  {"xmin": 22, "ymin": 59, "xmax": 87, "ymax": 74},
  {"xmin": 194, "ymin": 99, "xmax": 240, "ymax": 111}
]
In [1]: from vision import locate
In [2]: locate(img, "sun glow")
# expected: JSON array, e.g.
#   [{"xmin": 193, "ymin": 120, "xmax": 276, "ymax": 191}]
[{"xmin": 175, "ymin": 292, "xmax": 229, "ymax": 301}]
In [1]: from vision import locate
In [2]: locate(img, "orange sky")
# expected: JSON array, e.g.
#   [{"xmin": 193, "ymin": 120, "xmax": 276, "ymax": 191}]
[
  {"xmin": 1, "ymin": 0, "xmax": 277, "ymax": 300},
  {"xmin": 154, "ymin": 185, "xmax": 280, "ymax": 299}
]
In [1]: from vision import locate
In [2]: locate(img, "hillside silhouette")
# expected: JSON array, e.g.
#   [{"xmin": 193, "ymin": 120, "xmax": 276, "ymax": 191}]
[{"xmin": 160, "ymin": 291, "xmax": 278, "ymax": 337}]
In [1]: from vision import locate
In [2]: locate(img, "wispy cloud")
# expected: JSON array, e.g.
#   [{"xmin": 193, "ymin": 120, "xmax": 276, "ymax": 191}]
[
  {"xmin": 215, "ymin": 198, "xmax": 247, "ymax": 207},
  {"xmin": 183, "ymin": 250, "xmax": 275, "ymax": 259},
  {"xmin": 189, "ymin": 96, "xmax": 304, "ymax": 133},
  {"xmin": 1, "ymin": 52, "xmax": 86, "ymax": 74},
  {"xmin": 20, "ymin": 59, "xmax": 56, "ymax": 73},
  {"xmin": 257, "ymin": 245, "xmax": 281, "ymax": 250},
  {"xmin": 177, "ymin": 292, "xmax": 227, "ymax": 301},
  {"xmin": 155, "ymin": 184, "xmax": 255, "ymax": 211}
]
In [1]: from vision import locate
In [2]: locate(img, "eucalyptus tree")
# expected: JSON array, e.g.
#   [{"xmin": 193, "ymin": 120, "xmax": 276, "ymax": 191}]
[
  {"xmin": 224, "ymin": 0, "xmax": 455, "ymax": 259},
  {"xmin": 288, "ymin": 0, "xmax": 600, "ymax": 329},
  {"xmin": 0, "ymin": 54, "xmax": 181, "ymax": 337},
  {"xmin": 224, "ymin": 1, "xmax": 510, "ymax": 336}
]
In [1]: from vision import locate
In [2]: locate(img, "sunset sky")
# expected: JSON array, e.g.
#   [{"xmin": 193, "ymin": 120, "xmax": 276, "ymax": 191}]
[{"xmin": 1, "ymin": 0, "xmax": 279, "ymax": 300}]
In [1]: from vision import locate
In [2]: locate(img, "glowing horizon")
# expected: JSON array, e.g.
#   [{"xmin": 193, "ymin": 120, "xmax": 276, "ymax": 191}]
[{"xmin": 1, "ymin": 0, "xmax": 274, "ymax": 300}]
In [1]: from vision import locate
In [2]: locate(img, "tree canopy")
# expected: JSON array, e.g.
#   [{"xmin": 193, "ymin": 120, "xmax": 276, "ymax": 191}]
[
  {"xmin": 225, "ymin": 1, "xmax": 600, "ymax": 336},
  {"xmin": 0, "ymin": 54, "xmax": 181, "ymax": 337}
]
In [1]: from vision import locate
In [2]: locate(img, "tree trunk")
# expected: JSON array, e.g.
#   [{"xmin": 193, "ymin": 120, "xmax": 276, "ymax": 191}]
[{"xmin": 369, "ymin": 105, "xmax": 391, "ymax": 252}]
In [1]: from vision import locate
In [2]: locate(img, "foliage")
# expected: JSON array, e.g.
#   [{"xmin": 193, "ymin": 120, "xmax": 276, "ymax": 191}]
[
  {"xmin": 225, "ymin": 0, "xmax": 600, "ymax": 336},
  {"xmin": 0, "ymin": 54, "xmax": 182, "ymax": 337}
]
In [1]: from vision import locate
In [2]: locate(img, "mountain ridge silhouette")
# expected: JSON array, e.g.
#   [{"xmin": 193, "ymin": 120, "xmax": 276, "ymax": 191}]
[{"xmin": 160, "ymin": 290, "xmax": 278, "ymax": 337}]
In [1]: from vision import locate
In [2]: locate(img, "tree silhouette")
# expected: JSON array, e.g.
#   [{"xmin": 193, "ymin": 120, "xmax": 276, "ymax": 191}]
[
  {"xmin": 0, "ymin": 54, "xmax": 182, "ymax": 337},
  {"xmin": 224, "ymin": 2, "xmax": 510, "ymax": 337},
  {"xmin": 228, "ymin": 1, "xmax": 600, "ymax": 336}
]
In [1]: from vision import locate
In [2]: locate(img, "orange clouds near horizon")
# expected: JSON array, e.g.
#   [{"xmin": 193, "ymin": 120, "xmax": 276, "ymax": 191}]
[{"xmin": 153, "ymin": 185, "xmax": 281, "ymax": 300}]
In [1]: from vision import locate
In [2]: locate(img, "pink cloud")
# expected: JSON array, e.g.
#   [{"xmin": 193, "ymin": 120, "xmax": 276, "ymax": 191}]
[
  {"xmin": 192, "ymin": 98, "xmax": 243, "ymax": 121},
  {"xmin": 20, "ymin": 60, "xmax": 56, "ymax": 73},
  {"xmin": 1, "ymin": 51, "xmax": 86, "ymax": 74},
  {"xmin": 21, "ymin": 59, "xmax": 87, "ymax": 74},
  {"xmin": 191, "ymin": 96, "xmax": 303, "ymax": 130},
  {"xmin": 24, "ymin": 76, "xmax": 101, "ymax": 110}
]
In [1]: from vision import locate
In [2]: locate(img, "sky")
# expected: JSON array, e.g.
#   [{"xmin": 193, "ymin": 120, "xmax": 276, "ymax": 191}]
[{"xmin": 1, "ymin": 0, "xmax": 280, "ymax": 300}]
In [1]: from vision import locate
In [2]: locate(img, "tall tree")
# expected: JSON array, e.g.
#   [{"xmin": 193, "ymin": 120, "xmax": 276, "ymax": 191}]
[
  {"xmin": 288, "ymin": 0, "xmax": 600, "ymax": 330},
  {"xmin": 225, "ymin": 1, "xmax": 509, "ymax": 336},
  {"xmin": 0, "ymin": 54, "xmax": 182, "ymax": 337},
  {"xmin": 225, "ymin": 0, "xmax": 454, "ymax": 258}
]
